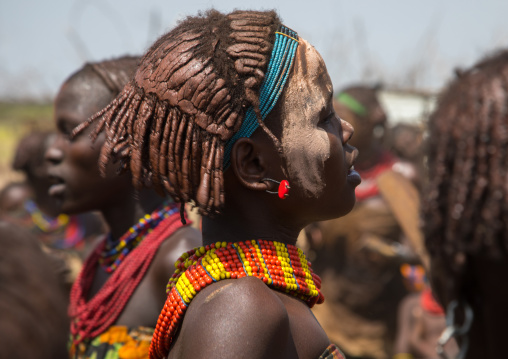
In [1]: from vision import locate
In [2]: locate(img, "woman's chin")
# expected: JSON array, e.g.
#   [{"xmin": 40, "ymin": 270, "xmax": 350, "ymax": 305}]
[
  {"xmin": 59, "ymin": 200, "xmax": 86, "ymax": 216},
  {"xmin": 332, "ymin": 192, "xmax": 357, "ymax": 219}
]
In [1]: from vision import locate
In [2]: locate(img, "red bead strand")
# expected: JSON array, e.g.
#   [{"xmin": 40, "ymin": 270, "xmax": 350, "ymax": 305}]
[{"xmin": 68, "ymin": 203, "xmax": 188, "ymax": 353}]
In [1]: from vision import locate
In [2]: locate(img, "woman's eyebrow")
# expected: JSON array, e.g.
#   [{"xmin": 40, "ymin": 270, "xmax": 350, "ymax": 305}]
[{"xmin": 320, "ymin": 92, "xmax": 334, "ymax": 115}]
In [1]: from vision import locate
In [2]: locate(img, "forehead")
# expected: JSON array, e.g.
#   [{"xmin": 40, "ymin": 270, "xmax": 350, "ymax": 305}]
[
  {"xmin": 294, "ymin": 39, "xmax": 331, "ymax": 86},
  {"xmin": 279, "ymin": 38, "xmax": 333, "ymax": 114},
  {"xmin": 55, "ymin": 74, "xmax": 113, "ymax": 127}
]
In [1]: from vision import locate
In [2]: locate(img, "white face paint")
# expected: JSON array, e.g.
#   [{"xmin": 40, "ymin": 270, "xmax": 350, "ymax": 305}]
[{"xmin": 279, "ymin": 39, "xmax": 333, "ymax": 197}]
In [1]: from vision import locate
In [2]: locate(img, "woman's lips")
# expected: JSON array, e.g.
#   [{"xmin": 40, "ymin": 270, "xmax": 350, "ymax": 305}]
[
  {"xmin": 48, "ymin": 174, "xmax": 66, "ymax": 197},
  {"xmin": 48, "ymin": 183, "xmax": 66, "ymax": 197},
  {"xmin": 347, "ymin": 166, "xmax": 361, "ymax": 186}
]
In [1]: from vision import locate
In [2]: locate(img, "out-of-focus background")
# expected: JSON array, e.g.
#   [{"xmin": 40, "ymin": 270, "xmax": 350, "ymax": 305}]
[{"xmin": 2, "ymin": 0, "xmax": 508, "ymax": 187}]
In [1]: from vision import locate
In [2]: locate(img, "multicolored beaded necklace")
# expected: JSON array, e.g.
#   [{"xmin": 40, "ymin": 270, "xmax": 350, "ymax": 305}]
[
  {"xmin": 24, "ymin": 199, "xmax": 69, "ymax": 232},
  {"xmin": 69, "ymin": 202, "xmax": 188, "ymax": 352},
  {"xmin": 99, "ymin": 201, "xmax": 179, "ymax": 273},
  {"xmin": 149, "ymin": 240, "xmax": 324, "ymax": 359}
]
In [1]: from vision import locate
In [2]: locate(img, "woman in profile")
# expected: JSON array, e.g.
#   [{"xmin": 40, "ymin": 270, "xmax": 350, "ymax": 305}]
[{"xmin": 75, "ymin": 10, "xmax": 361, "ymax": 359}]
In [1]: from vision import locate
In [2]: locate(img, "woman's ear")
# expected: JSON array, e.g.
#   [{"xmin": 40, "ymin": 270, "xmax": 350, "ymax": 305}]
[{"xmin": 230, "ymin": 137, "xmax": 270, "ymax": 192}]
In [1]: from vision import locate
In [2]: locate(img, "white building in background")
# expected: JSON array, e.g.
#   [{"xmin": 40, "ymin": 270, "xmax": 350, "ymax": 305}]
[{"xmin": 379, "ymin": 89, "xmax": 437, "ymax": 126}]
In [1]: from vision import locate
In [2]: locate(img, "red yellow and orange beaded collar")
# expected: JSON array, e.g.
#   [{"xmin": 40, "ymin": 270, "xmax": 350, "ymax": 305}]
[{"xmin": 150, "ymin": 240, "xmax": 324, "ymax": 359}]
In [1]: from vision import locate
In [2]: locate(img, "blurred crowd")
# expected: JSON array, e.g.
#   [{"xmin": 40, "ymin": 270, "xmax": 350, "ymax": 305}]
[{"xmin": 0, "ymin": 83, "xmax": 437, "ymax": 359}]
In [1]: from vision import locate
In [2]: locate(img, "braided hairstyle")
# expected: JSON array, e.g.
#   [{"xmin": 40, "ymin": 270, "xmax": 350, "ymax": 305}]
[
  {"xmin": 73, "ymin": 10, "xmax": 282, "ymax": 216},
  {"xmin": 423, "ymin": 50, "xmax": 508, "ymax": 264}
]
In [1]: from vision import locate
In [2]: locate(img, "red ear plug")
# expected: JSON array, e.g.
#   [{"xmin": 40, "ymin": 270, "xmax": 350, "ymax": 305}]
[
  {"xmin": 278, "ymin": 180, "xmax": 290, "ymax": 199},
  {"xmin": 263, "ymin": 178, "xmax": 290, "ymax": 199}
]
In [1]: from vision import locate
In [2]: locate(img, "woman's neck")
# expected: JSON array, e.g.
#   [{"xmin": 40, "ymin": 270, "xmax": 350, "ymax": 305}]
[
  {"xmin": 201, "ymin": 202, "xmax": 303, "ymax": 247},
  {"xmin": 100, "ymin": 189, "xmax": 166, "ymax": 241}
]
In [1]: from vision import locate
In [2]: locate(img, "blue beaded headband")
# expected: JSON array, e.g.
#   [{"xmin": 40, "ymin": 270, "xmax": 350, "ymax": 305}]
[{"xmin": 223, "ymin": 25, "xmax": 299, "ymax": 169}]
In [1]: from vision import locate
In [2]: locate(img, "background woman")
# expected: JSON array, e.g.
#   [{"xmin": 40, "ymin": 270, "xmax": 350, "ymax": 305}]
[
  {"xmin": 423, "ymin": 50, "xmax": 508, "ymax": 358},
  {"xmin": 46, "ymin": 56, "xmax": 201, "ymax": 358}
]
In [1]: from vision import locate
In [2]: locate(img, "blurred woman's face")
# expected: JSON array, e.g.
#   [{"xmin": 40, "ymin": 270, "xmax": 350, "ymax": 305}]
[
  {"xmin": 46, "ymin": 72, "xmax": 132, "ymax": 214},
  {"xmin": 277, "ymin": 39, "xmax": 360, "ymax": 219}
]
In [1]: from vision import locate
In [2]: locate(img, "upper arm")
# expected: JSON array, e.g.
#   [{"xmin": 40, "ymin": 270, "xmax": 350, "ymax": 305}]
[{"xmin": 174, "ymin": 278, "xmax": 296, "ymax": 359}]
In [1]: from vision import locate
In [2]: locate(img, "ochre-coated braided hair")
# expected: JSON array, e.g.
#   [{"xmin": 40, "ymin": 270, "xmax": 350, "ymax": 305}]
[
  {"xmin": 423, "ymin": 50, "xmax": 508, "ymax": 263},
  {"xmin": 73, "ymin": 10, "xmax": 281, "ymax": 216}
]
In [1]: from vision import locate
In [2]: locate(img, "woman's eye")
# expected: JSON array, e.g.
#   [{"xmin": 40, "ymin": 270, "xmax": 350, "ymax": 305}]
[
  {"xmin": 58, "ymin": 125, "xmax": 74, "ymax": 141},
  {"xmin": 319, "ymin": 114, "xmax": 334, "ymax": 126},
  {"xmin": 62, "ymin": 128, "xmax": 72, "ymax": 138}
]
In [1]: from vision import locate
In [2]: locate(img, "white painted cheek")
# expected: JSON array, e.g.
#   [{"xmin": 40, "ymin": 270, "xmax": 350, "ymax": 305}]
[
  {"xmin": 279, "ymin": 38, "xmax": 332, "ymax": 198},
  {"xmin": 282, "ymin": 120, "xmax": 330, "ymax": 198}
]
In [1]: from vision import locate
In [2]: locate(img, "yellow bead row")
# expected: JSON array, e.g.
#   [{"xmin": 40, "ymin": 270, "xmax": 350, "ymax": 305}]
[
  {"xmin": 273, "ymin": 241, "xmax": 299, "ymax": 291},
  {"xmin": 296, "ymin": 248, "xmax": 318, "ymax": 296}
]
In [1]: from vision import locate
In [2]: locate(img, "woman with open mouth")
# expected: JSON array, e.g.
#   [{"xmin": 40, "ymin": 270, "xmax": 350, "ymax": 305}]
[{"xmin": 46, "ymin": 56, "xmax": 201, "ymax": 359}]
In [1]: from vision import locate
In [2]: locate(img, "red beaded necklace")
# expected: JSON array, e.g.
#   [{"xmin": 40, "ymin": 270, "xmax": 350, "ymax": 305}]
[
  {"xmin": 149, "ymin": 239, "xmax": 324, "ymax": 359},
  {"xmin": 69, "ymin": 203, "xmax": 188, "ymax": 352}
]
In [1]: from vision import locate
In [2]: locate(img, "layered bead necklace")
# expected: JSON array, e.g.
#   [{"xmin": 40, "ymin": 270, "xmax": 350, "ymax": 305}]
[
  {"xmin": 99, "ymin": 201, "xmax": 179, "ymax": 273},
  {"xmin": 150, "ymin": 240, "xmax": 324, "ymax": 359},
  {"xmin": 69, "ymin": 201, "xmax": 187, "ymax": 352}
]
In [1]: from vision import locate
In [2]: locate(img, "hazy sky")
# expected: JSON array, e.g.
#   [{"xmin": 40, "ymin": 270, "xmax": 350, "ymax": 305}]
[{"xmin": 1, "ymin": 0, "xmax": 508, "ymax": 100}]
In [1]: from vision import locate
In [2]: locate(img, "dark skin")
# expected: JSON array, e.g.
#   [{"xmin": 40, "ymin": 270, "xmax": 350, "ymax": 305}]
[
  {"xmin": 0, "ymin": 182, "xmax": 32, "ymax": 214},
  {"xmin": 169, "ymin": 41, "xmax": 359, "ymax": 359},
  {"xmin": 46, "ymin": 70, "xmax": 201, "ymax": 328}
]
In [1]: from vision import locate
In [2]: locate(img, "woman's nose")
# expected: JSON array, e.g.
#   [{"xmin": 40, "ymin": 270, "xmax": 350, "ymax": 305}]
[
  {"xmin": 45, "ymin": 140, "xmax": 64, "ymax": 165},
  {"xmin": 340, "ymin": 118, "xmax": 354, "ymax": 144}
]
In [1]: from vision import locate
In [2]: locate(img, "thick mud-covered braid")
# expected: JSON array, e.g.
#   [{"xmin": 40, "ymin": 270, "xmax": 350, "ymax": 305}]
[
  {"xmin": 149, "ymin": 101, "xmax": 169, "ymax": 195},
  {"xmin": 175, "ymin": 114, "xmax": 190, "ymax": 196},
  {"xmin": 159, "ymin": 108, "xmax": 176, "ymax": 196},
  {"xmin": 131, "ymin": 95, "xmax": 156, "ymax": 189},
  {"xmin": 181, "ymin": 116, "xmax": 194, "ymax": 200},
  {"xmin": 424, "ymin": 50, "xmax": 508, "ymax": 268},
  {"xmin": 72, "ymin": 89, "xmax": 129, "ymax": 141},
  {"xmin": 97, "ymin": 92, "xmax": 138, "ymax": 174},
  {"xmin": 101, "ymin": 86, "xmax": 141, "ymax": 158}
]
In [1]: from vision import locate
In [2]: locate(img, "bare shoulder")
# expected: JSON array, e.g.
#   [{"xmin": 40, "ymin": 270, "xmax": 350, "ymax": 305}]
[
  {"xmin": 172, "ymin": 277, "xmax": 296, "ymax": 359},
  {"xmin": 153, "ymin": 226, "xmax": 202, "ymax": 283}
]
